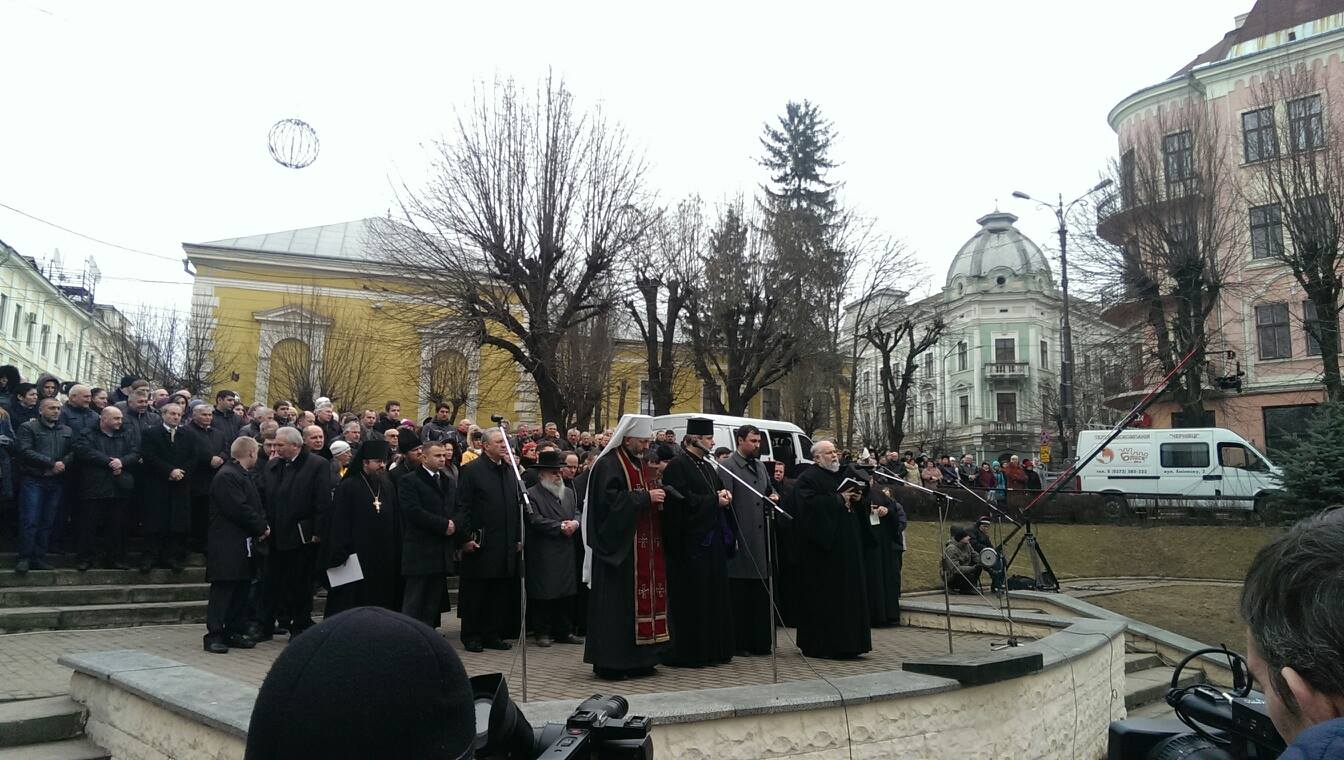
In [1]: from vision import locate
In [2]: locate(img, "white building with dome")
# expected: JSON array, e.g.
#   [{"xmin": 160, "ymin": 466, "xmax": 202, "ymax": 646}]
[{"xmin": 848, "ymin": 210, "xmax": 1124, "ymax": 463}]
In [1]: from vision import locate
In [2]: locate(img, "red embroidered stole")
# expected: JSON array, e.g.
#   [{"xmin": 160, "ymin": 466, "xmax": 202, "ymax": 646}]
[{"xmin": 616, "ymin": 447, "xmax": 669, "ymax": 645}]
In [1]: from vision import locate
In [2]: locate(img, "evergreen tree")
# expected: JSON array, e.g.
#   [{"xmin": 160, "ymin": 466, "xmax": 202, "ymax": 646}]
[
  {"xmin": 1274, "ymin": 403, "xmax": 1344, "ymax": 514},
  {"xmin": 759, "ymin": 100, "xmax": 838, "ymax": 218}
]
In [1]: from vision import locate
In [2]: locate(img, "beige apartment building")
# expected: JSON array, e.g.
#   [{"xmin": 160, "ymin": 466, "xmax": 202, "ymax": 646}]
[{"xmin": 1100, "ymin": 0, "xmax": 1344, "ymax": 457}]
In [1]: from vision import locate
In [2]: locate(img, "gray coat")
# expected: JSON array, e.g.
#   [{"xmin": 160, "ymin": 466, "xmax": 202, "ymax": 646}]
[
  {"xmin": 524, "ymin": 481, "xmax": 577, "ymax": 600},
  {"xmin": 719, "ymin": 451, "xmax": 774, "ymax": 580}
]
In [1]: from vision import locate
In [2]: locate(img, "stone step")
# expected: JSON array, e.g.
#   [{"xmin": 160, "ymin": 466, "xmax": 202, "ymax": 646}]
[
  {"xmin": 0, "ymin": 552, "xmax": 205, "ymax": 569},
  {"xmin": 0, "ymin": 595, "xmax": 340, "ymax": 633},
  {"xmin": 0, "ymin": 697, "xmax": 85, "ymax": 748},
  {"xmin": 1125, "ymin": 666, "xmax": 1204, "ymax": 710},
  {"xmin": 1125, "ymin": 651, "xmax": 1163, "ymax": 674},
  {"xmin": 0, "ymin": 566, "xmax": 207, "ymax": 589},
  {"xmin": 0, "ymin": 583, "xmax": 210, "ymax": 608},
  {"xmin": 0, "ymin": 738, "xmax": 109, "ymax": 760}
]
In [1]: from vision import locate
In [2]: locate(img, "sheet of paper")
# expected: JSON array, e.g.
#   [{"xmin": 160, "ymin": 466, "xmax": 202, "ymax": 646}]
[
  {"xmin": 869, "ymin": 510, "xmax": 881, "ymax": 526},
  {"xmin": 327, "ymin": 553, "xmax": 364, "ymax": 588}
]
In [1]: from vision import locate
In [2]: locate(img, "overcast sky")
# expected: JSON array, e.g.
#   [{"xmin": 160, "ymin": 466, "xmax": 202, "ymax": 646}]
[{"xmin": 0, "ymin": 0, "xmax": 1253, "ymax": 314}]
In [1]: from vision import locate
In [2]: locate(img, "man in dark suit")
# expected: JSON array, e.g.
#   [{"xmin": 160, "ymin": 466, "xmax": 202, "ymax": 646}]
[
  {"xmin": 257, "ymin": 425, "xmax": 332, "ymax": 639},
  {"xmin": 398, "ymin": 440, "xmax": 458, "ymax": 630},
  {"xmin": 455, "ymin": 428, "xmax": 522, "ymax": 652},
  {"xmin": 139, "ymin": 404, "xmax": 200, "ymax": 573},
  {"xmin": 204, "ymin": 437, "xmax": 269, "ymax": 654},
  {"xmin": 183, "ymin": 404, "xmax": 229, "ymax": 554}
]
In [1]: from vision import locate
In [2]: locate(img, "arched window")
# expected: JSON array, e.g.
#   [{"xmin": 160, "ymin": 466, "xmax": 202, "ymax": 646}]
[
  {"xmin": 268, "ymin": 338, "xmax": 315, "ymax": 408},
  {"xmin": 425, "ymin": 348, "xmax": 471, "ymax": 421}
]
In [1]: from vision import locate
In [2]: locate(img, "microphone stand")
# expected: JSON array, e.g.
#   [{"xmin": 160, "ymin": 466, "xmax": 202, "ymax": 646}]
[
  {"xmin": 705, "ymin": 451, "xmax": 791, "ymax": 684},
  {"xmin": 948, "ymin": 479, "xmax": 1021, "ymax": 648},
  {"xmin": 872, "ymin": 468, "xmax": 955, "ymax": 655},
  {"xmin": 495, "ymin": 421, "xmax": 533, "ymax": 703}
]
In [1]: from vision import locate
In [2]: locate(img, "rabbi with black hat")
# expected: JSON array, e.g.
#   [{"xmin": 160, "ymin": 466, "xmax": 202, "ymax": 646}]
[
  {"xmin": 244, "ymin": 607, "xmax": 474, "ymax": 760},
  {"xmin": 524, "ymin": 448, "xmax": 582, "ymax": 647},
  {"xmin": 387, "ymin": 427, "xmax": 423, "ymax": 485},
  {"xmin": 325, "ymin": 439, "xmax": 402, "ymax": 617},
  {"xmin": 398, "ymin": 439, "xmax": 459, "ymax": 629}
]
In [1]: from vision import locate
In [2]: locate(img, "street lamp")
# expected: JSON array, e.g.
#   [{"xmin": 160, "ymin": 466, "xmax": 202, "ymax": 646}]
[{"xmin": 1011, "ymin": 179, "xmax": 1113, "ymax": 464}]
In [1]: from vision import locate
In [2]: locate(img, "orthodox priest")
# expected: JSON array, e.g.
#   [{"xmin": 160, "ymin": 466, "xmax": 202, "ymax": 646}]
[
  {"xmin": 793, "ymin": 439, "xmax": 872, "ymax": 659},
  {"xmin": 582, "ymin": 414, "xmax": 669, "ymax": 680},
  {"xmin": 660, "ymin": 417, "xmax": 735, "ymax": 667},
  {"xmin": 324, "ymin": 440, "xmax": 400, "ymax": 617}
]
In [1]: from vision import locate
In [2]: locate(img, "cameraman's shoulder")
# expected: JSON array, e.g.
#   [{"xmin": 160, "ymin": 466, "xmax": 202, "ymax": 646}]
[{"xmin": 1281, "ymin": 717, "xmax": 1344, "ymax": 760}]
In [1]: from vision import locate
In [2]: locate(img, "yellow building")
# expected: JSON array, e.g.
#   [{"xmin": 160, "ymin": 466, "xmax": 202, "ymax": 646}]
[{"xmin": 184, "ymin": 219, "xmax": 835, "ymax": 433}]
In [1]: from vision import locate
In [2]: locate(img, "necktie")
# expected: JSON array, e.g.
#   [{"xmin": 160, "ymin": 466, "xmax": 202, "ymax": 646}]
[{"xmin": 169, "ymin": 427, "xmax": 175, "ymax": 443}]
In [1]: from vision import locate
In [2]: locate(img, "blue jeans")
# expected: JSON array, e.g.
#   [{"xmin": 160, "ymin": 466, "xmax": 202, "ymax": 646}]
[{"xmin": 19, "ymin": 477, "xmax": 64, "ymax": 561}]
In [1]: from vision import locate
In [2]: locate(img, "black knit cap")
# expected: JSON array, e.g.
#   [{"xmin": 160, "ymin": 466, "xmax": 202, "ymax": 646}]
[
  {"xmin": 244, "ymin": 607, "xmax": 474, "ymax": 760},
  {"xmin": 399, "ymin": 427, "xmax": 423, "ymax": 454}
]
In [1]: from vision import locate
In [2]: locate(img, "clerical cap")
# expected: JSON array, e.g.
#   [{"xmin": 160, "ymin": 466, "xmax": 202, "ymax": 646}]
[
  {"xmin": 686, "ymin": 416, "xmax": 714, "ymax": 436},
  {"xmin": 619, "ymin": 414, "xmax": 654, "ymax": 440},
  {"xmin": 244, "ymin": 607, "xmax": 474, "ymax": 760},
  {"xmin": 361, "ymin": 439, "xmax": 391, "ymax": 461},
  {"xmin": 398, "ymin": 428, "xmax": 422, "ymax": 454}
]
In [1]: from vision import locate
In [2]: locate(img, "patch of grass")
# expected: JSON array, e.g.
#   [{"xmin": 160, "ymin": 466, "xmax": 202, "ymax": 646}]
[
  {"xmin": 900, "ymin": 522, "xmax": 1281, "ymax": 592},
  {"xmin": 1087, "ymin": 585, "xmax": 1247, "ymax": 651}
]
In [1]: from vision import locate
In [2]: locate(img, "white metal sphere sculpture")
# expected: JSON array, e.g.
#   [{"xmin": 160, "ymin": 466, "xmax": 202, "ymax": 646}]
[{"xmin": 267, "ymin": 118, "xmax": 320, "ymax": 169}]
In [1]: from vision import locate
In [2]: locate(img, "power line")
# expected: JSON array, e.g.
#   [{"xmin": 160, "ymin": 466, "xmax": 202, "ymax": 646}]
[{"xmin": 0, "ymin": 201, "xmax": 184, "ymax": 263}]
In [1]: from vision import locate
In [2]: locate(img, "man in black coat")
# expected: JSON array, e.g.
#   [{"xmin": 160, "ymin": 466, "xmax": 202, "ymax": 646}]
[
  {"xmin": 72, "ymin": 407, "xmax": 140, "ymax": 571},
  {"xmin": 139, "ymin": 404, "xmax": 200, "ymax": 573},
  {"xmin": 454, "ymin": 428, "xmax": 521, "ymax": 652},
  {"xmin": 211, "ymin": 390, "xmax": 242, "ymax": 443},
  {"xmin": 398, "ymin": 440, "xmax": 458, "ymax": 630},
  {"xmin": 183, "ymin": 404, "xmax": 229, "ymax": 554},
  {"xmin": 204, "ymin": 437, "xmax": 269, "ymax": 654},
  {"xmin": 257, "ymin": 426, "xmax": 332, "ymax": 639},
  {"xmin": 524, "ymin": 449, "xmax": 582, "ymax": 647}
]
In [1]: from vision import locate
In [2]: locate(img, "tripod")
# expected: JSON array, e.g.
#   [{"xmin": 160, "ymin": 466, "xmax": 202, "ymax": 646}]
[{"xmin": 999, "ymin": 518, "xmax": 1059, "ymax": 592}]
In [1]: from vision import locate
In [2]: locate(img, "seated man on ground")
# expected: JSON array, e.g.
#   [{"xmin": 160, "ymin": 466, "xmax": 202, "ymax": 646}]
[{"xmin": 941, "ymin": 527, "xmax": 981, "ymax": 595}]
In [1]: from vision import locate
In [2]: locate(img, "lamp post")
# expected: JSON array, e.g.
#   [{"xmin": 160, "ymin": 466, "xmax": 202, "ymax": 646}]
[{"xmin": 1011, "ymin": 179, "xmax": 1112, "ymax": 464}]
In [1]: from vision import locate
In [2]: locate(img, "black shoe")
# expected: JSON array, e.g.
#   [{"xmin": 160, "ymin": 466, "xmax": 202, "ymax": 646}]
[
  {"xmin": 14, "ymin": 559, "xmax": 28, "ymax": 574},
  {"xmin": 30, "ymin": 559, "xmax": 55, "ymax": 571},
  {"xmin": 484, "ymin": 637, "xmax": 511, "ymax": 651},
  {"xmin": 204, "ymin": 640, "xmax": 229, "ymax": 654},
  {"xmin": 593, "ymin": 667, "xmax": 628, "ymax": 681},
  {"xmin": 105, "ymin": 560, "xmax": 131, "ymax": 570},
  {"xmin": 534, "ymin": 635, "xmax": 553, "ymax": 648},
  {"xmin": 225, "ymin": 634, "xmax": 256, "ymax": 649},
  {"xmin": 170, "ymin": 561, "xmax": 185, "ymax": 574},
  {"xmin": 76, "ymin": 560, "xmax": 91, "ymax": 572},
  {"xmin": 553, "ymin": 634, "xmax": 584, "ymax": 645},
  {"xmin": 251, "ymin": 631, "xmax": 274, "ymax": 643},
  {"xmin": 464, "ymin": 639, "xmax": 484, "ymax": 653}
]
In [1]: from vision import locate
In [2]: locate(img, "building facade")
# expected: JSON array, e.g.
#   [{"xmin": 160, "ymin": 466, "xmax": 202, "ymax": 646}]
[
  {"xmin": 1100, "ymin": 0, "xmax": 1344, "ymax": 457},
  {"xmin": 0, "ymin": 240, "xmax": 119, "ymax": 387}
]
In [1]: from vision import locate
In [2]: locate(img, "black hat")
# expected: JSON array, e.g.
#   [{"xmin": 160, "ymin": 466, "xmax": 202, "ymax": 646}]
[
  {"xmin": 361, "ymin": 439, "xmax": 391, "ymax": 461},
  {"xmin": 952, "ymin": 527, "xmax": 970, "ymax": 541},
  {"xmin": 244, "ymin": 607, "xmax": 474, "ymax": 760},
  {"xmin": 686, "ymin": 417, "xmax": 714, "ymax": 436},
  {"xmin": 398, "ymin": 428, "xmax": 422, "ymax": 454},
  {"xmin": 649, "ymin": 443, "xmax": 677, "ymax": 463},
  {"xmin": 533, "ymin": 448, "xmax": 566, "ymax": 469}
]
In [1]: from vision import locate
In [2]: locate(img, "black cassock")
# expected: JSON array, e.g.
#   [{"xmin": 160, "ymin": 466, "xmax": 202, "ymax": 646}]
[
  {"xmin": 794, "ymin": 464, "xmax": 873, "ymax": 659},
  {"xmin": 583, "ymin": 451, "xmax": 667, "ymax": 673},
  {"xmin": 324, "ymin": 473, "xmax": 401, "ymax": 616},
  {"xmin": 660, "ymin": 448, "xmax": 735, "ymax": 667},
  {"xmin": 862, "ymin": 488, "xmax": 906, "ymax": 627}
]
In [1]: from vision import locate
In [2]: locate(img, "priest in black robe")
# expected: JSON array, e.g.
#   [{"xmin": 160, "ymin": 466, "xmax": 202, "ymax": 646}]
[
  {"xmin": 794, "ymin": 439, "xmax": 872, "ymax": 659},
  {"xmin": 325, "ymin": 440, "xmax": 401, "ymax": 617},
  {"xmin": 582, "ymin": 415, "xmax": 670, "ymax": 680},
  {"xmin": 660, "ymin": 418, "xmax": 735, "ymax": 667},
  {"xmin": 861, "ymin": 482, "xmax": 905, "ymax": 627}
]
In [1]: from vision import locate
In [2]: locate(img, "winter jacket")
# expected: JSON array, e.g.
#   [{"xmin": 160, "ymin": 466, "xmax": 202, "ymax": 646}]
[
  {"xmin": 1279, "ymin": 717, "xmax": 1344, "ymax": 760},
  {"xmin": 420, "ymin": 419, "xmax": 455, "ymax": 444},
  {"xmin": 16, "ymin": 417, "xmax": 74, "ymax": 478},
  {"xmin": 0, "ymin": 365, "xmax": 20, "ymax": 412},
  {"xmin": 10, "ymin": 399, "xmax": 38, "ymax": 429},
  {"xmin": 73, "ymin": 427, "xmax": 140, "ymax": 499},
  {"xmin": 0, "ymin": 415, "xmax": 14, "ymax": 500},
  {"xmin": 59, "ymin": 402, "xmax": 99, "ymax": 440}
]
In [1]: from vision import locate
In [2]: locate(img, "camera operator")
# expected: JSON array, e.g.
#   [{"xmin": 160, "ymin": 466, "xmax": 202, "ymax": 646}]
[{"xmin": 1241, "ymin": 515, "xmax": 1344, "ymax": 757}]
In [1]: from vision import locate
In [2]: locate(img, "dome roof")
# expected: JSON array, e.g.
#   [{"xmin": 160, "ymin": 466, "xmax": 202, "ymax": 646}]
[{"xmin": 946, "ymin": 211, "xmax": 1051, "ymax": 286}]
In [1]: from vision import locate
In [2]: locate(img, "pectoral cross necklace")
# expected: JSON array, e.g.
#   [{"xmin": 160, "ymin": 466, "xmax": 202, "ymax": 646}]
[{"xmin": 361, "ymin": 474, "xmax": 383, "ymax": 513}]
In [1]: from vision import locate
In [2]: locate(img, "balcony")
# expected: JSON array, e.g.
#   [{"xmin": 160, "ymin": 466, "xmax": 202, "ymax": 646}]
[
  {"xmin": 984, "ymin": 361, "xmax": 1030, "ymax": 380},
  {"xmin": 987, "ymin": 421, "xmax": 1032, "ymax": 435}
]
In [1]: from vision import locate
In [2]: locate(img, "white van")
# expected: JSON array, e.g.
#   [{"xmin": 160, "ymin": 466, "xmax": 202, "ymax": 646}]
[
  {"xmin": 653, "ymin": 413, "xmax": 814, "ymax": 469},
  {"xmin": 1075, "ymin": 427, "xmax": 1282, "ymax": 518}
]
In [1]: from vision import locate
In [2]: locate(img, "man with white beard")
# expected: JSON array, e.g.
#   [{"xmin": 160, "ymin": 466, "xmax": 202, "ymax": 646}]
[
  {"xmin": 523, "ymin": 450, "xmax": 583, "ymax": 647},
  {"xmin": 793, "ymin": 439, "xmax": 872, "ymax": 660}
]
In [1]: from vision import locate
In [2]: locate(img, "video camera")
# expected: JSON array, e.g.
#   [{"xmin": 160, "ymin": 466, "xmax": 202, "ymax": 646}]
[
  {"xmin": 470, "ymin": 673, "xmax": 653, "ymax": 759},
  {"xmin": 1107, "ymin": 647, "xmax": 1284, "ymax": 760}
]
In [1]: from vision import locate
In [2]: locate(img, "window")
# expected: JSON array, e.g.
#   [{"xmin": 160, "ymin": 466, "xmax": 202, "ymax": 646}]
[
  {"xmin": 1042, "ymin": 391, "xmax": 1051, "ymax": 422},
  {"xmin": 638, "ymin": 380, "xmax": 653, "ymax": 415},
  {"xmin": 1249, "ymin": 204, "xmax": 1284, "ymax": 259},
  {"xmin": 768, "ymin": 430, "xmax": 795, "ymax": 462},
  {"xmin": 994, "ymin": 337, "xmax": 1015, "ymax": 363},
  {"xmin": 1304, "ymin": 300, "xmax": 1338, "ymax": 356},
  {"xmin": 922, "ymin": 352, "xmax": 934, "ymax": 378},
  {"xmin": 1256, "ymin": 303, "xmax": 1292, "ymax": 360},
  {"xmin": 761, "ymin": 387, "xmax": 781, "ymax": 419},
  {"xmin": 11, "ymin": 305, "xmax": 20, "ymax": 338},
  {"xmin": 907, "ymin": 406, "xmax": 917, "ymax": 430},
  {"xmin": 1218, "ymin": 442, "xmax": 1267, "ymax": 472},
  {"xmin": 958, "ymin": 395, "xmax": 969, "ymax": 426},
  {"xmin": 25, "ymin": 319, "xmax": 33, "ymax": 347},
  {"xmin": 39, "ymin": 325, "xmax": 49, "ymax": 357},
  {"xmin": 0, "ymin": 295, "xmax": 7, "ymax": 332},
  {"xmin": 700, "ymin": 381, "xmax": 720, "ymax": 413},
  {"xmin": 1160, "ymin": 442, "xmax": 1210, "ymax": 468},
  {"xmin": 995, "ymin": 392, "xmax": 1017, "ymax": 423},
  {"xmin": 1241, "ymin": 107, "xmax": 1278, "ymax": 162},
  {"xmin": 1163, "ymin": 130, "xmax": 1194, "ymax": 183},
  {"xmin": 862, "ymin": 371, "xmax": 871, "ymax": 397},
  {"xmin": 1263, "ymin": 404, "xmax": 1317, "ymax": 457},
  {"xmin": 1120, "ymin": 148, "xmax": 1136, "ymax": 208},
  {"xmin": 55, "ymin": 334, "xmax": 63, "ymax": 368},
  {"xmin": 925, "ymin": 402, "xmax": 934, "ymax": 430},
  {"xmin": 1289, "ymin": 95, "xmax": 1324, "ymax": 152},
  {"xmin": 1039, "ymin": 339, "xmax": 1048, "ymax": 367},
  {"xmin": 957, "ymin": 341, "xmax": 968, "ymax": 371},
  {"xmin": 1297, "ymin": 193, "xmax": 1336, "ymax": 252}
]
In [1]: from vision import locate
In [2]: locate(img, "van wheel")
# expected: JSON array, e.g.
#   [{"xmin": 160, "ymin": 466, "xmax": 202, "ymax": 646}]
[
  {"xmin": 1253, "ymin": 495, "xmax": 1279, "ymax": 525},
  {"xmin": 1103, "ymin": 494, "xmax": 1130, "ymax": 520}
]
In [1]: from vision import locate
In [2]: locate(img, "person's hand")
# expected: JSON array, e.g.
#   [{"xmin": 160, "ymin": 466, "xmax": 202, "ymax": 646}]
[
  {"xmin": 516, "ymin": 542, "xmax": 523, "ymax": 553},
  {"xmin": 648, "ymin": 488, "xmax": 665, "ymax": 506},
  {"xmin": 109, "ymin": 458, "xmax": 122, "ymax": 474},
  {"xmin": 876, "ymin": 505, "xmax": 890, "ymax": 518},
  {"xmin": 445, "ymin": 519, "xmax": 456, "ymax": 536},
  {"xmin": 169, "ymin": 469, "xmax": 185, "ymax": 481},
  {"xmin": 843, "ymin": 489, "xmax": 862, "ymax": 503},
  {"xmin": 211, "ymin": 455, "xmax": 223, "ymax": 468},
  {"xmin": 311, "ymin": 535, "xmax": 321, "ymax": 544},
  {"xmin": 463, "ymin": 540, "xmax": 479, "ymax": 553},
  {"xmin": 52, "ymin": 461, "xmax": 65, "ymax": 474},
  {"xmin": 0, "ymin": 435, "xmax": 11, "ymax": 446},
  {"xmin": 717, "ymin": 489, "xmax": 731, "ymax": 507},
  {"xmin": 259, "ymin": 527, "xmax": 271, "ymax": 541},
  {"xmin": 769, "ymin": 492, "xmax": 780, "ymax": 503}
]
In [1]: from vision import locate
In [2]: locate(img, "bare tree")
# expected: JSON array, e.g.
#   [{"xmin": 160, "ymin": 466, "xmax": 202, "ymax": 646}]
[
  {"xmin": 1243, "ymin": 61, "xmax": 1344, "ymax": 400},
  {"xmin": 419, "ymin": 344, "xmax": 474, "ymax": 423},
  {"xmin": 369, "ymin": 74, "xmax": 652, "ymax": 425},
  {"xmin": 553, "ymin": 309, "xmax": 619, "ymax": 430},
  {"xmin": 265, "ymin": 288, "xmax": 383, "ymax": 412},
  {"xmin": 863, "ymin": 304, "xmax": 945, "ymax": 452},
  {"xmin": 106, "ymin": 305, "xmax": 239, "ymax": 395},
  {"xmin": 683, "ymin": 199, "xmax": 800, "ymax": 415},
  {"xmin": 1084, "ymin": 97, "xmax": 1244, "ymax": 426}
]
